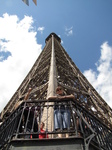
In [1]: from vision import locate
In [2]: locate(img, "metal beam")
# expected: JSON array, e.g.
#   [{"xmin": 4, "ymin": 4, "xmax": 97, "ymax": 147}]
[
  {"xmin": 42, "ymin": 34, "xmax": 57, "ymax": 137},
  {"xmin": 47, "ymin": 34, "xmax": 57, "ymax": 98}
]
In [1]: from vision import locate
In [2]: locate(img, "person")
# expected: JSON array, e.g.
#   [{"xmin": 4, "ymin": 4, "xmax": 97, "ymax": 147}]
[
  {"xmin": 14, "ymin": 88, "xmax": 38, "ymax": 139},
  {"xmin": 23, "ymin": 106, "xmax": 38, "ymax": 139},
  {"xmin": 22, "ymin": 88, "xmax": 39, "ymax": 139},
  {"xmin": 48, "ymin": 86, "xmax": 75, "ymax": 138},
  {"xmin": 39, "ymin": 122, "xmax": 48, "ymax": 139}
]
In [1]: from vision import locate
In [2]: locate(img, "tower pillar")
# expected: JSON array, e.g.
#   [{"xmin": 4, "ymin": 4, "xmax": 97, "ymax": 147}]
[{"xmin": 41, "ymin": 34, "xmax": 57, "ymax": 137}]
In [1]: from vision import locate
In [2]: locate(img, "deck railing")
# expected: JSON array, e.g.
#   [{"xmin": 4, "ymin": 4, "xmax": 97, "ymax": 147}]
[{"xmin": 0, "ymin": 99, "xmax": 112, "ymax": 150}]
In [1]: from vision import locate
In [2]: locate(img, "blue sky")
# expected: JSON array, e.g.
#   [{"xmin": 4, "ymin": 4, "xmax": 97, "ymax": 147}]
[{"xmin": 0, "ymin": 0, "xmax": 112, "ymax": 111}]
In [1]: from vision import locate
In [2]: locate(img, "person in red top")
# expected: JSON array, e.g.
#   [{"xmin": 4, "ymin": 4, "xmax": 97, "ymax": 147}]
[{"xmin": 39, "ymin": 122, "xmax": 48, "ymax": 139}]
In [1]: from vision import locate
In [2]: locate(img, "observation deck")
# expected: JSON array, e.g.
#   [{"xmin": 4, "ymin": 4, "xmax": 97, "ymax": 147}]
[{"xmin": 0, "ymin": 99, "xmax": 112, "ymax": 150}]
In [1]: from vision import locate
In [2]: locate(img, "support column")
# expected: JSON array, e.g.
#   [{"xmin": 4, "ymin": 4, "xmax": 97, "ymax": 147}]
[
  {"xmin": 41, "ymin": 34, "xmax": 57, "ymax": 137},
  {"xmin": 47, "ymin": 34, "xmax": 57, "ymax": 97}
]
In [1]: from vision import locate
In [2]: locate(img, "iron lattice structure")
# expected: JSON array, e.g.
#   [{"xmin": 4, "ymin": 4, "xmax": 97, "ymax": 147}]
[{"xmin": 0, "ymin": 33, "xmax": 112, "ymax": 150}]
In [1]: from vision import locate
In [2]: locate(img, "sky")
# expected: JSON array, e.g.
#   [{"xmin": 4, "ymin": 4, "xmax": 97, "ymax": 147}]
[{"xmin": 0, "ymin": 0, "xmax": 112, "ymax": 112}]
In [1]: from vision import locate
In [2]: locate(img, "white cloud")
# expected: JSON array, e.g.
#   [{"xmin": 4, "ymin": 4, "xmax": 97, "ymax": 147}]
[
  {"xmin": 61, "ymin": 40, "xmax": 64, "ymax": 44},
  {"xmin": 65, "ymin": 26, "xmax": 73, "ymax": 36},
  {"xmin": 0, "ymin": 55, "xmax": 4, "ymax": 61},
  {"xmin": 83, "ymin": 42, "xmax": 112, "ymax": 108},
  {"xmin": 0, "ymin": 13, "xmax": 42, "ymax": 112},
  {"xmin": 58, "ymin": 34, "xmax": 63, "ymax": 44},
  {"xmin": 37, "ymin": 26, "xmax": 45, "ymax": 34}
]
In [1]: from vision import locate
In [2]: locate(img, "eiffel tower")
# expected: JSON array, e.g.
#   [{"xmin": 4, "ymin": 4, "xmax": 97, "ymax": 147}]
[{"xmin": 0, "ymin": 33, "xmax": 112, "ymax": 150}]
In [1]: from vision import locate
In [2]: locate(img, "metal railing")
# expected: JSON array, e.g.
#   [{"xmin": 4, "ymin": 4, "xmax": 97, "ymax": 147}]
[{"xmin": 0, "ymin": 99, "xmax": 112, "ymax": 150}]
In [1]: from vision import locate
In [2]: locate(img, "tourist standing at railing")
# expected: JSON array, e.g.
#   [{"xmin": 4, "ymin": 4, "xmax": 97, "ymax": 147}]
[
  {"xmin": 14, "ymin": 88, "xmax": 39, "ymax": 138},
  {"xmin": 48, "ymin": 86, "xmax": 75, "ymax": 138},
  {"xmin": 23, "ymin": 106, "xmax": 38, "ymax": 139},
  {"xmin": 22, "ymin": 88, "xmax": 39, "ymax": 139},
  {"xmin": 39, "ymin": 122, "xmax": 48, "ymax": 139}
]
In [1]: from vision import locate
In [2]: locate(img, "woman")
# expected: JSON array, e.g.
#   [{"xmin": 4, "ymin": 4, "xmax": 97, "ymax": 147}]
[{"xmin": 48, "ymin": 86, "xmax": 75, "ymax": 137}]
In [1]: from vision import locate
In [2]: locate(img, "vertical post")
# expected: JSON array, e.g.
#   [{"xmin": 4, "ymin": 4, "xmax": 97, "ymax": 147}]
[
  {"xmin": 47, "ymin": 34, "xmax": 57, "ymax": 98},
  {"xmin": 42, "ymin": 34, "xmax": 57, "ymax": 137}
]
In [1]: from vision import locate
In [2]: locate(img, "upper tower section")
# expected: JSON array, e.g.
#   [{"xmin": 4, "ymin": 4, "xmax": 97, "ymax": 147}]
[{"xmin": 45, "ymin": 33, "xmax": 61, "ymax": 43}]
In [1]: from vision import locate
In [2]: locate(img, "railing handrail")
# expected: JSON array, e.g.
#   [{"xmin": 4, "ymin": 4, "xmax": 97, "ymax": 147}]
[{"xmin": 0, "ymin": 99, "xmax": 112, "ymax": 150}]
